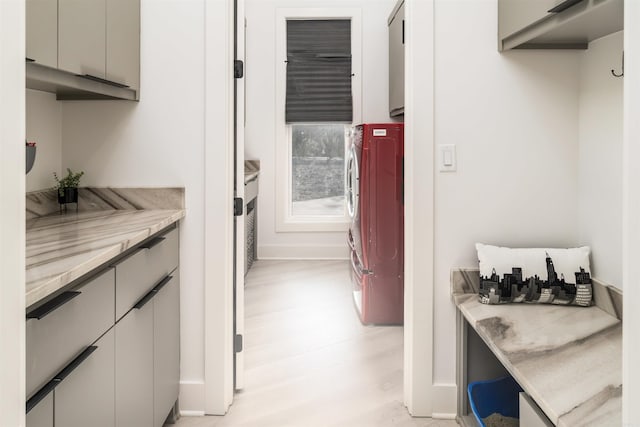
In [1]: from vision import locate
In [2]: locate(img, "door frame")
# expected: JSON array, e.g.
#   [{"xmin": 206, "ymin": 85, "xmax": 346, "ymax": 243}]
[
  {"xmin": 203, "ymin": 0, "xmax": 440, "ymax": 416},
  {"xmin": 0, "ymin": 0, "xmax": 26, "ymax": 425},
  {"xmin": 402, "ymin": 0, "xmax": 436, "ymax": 416},
  {"xmin": 203, "ymin": 0, "xmax": 236, "ymax": 415}
]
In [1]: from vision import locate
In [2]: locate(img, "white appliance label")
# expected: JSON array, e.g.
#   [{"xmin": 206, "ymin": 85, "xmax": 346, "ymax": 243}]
[{"xmin": 373, "ymin": 129, "xmax": 387, "ymax": 137}]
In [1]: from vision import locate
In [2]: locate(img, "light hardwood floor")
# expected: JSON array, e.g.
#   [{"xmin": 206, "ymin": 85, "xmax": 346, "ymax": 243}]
[{"xmin": 169, "ymin": 260, "xmax": 457, "ymax": 427}]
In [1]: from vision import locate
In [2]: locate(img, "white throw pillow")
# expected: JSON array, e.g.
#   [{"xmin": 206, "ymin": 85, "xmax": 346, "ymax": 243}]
[{"xmin": 475, "ymin": 243, "xmax": 592, "ymax": 306}]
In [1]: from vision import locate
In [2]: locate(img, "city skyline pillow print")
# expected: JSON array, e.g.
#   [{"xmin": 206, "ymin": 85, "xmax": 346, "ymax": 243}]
[{"xmin": 476, "ymin": 244, "xmax": 592, "ymax": 306}]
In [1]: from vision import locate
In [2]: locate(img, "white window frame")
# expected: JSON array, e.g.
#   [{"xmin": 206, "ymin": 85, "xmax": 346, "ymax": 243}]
[{"xmin": 275, "ymin": 8, "xmax": 362, "ymax": 233}]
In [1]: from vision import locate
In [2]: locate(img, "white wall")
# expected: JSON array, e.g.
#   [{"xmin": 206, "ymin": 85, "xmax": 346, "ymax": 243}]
[
  {"xmin": 431, "ymin": 0, "xmax": 581, "ymax": 395},
  {"xmin": 244, "ymin": 0, "xmax": 396, "ymax": 259},
  {"xmin": 60, "ymin": 0, "xmax": 210, "ymax": 412},
  {"xmin": 578, "ymin": 31, "xmax": 623, "ymax": 288},
  {"xmin": 0, "ymin": 0, "xmax": 26, "ymax": 425},
  {"xmin": 26, "ymin": 89, "xmax": 62, "ymax": 192}
]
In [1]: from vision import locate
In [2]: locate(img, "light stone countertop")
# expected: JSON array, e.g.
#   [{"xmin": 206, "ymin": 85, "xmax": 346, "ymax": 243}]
[
  {"xmin": 26, "ymin": 209, "xmax": 185, "ymax": 309},
  {"xmin": 455, "ymin": 292, "xmax": 622, "ymax": 426}
]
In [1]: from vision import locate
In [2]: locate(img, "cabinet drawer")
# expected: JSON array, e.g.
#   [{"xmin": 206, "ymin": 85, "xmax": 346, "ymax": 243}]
[
  {"xmin": 114, "ymin": 228, "xmax": 178, "ymax": 320},
  {"xmin": 26, "ymin": 268, "xmax": 115, "ymax": 398}
]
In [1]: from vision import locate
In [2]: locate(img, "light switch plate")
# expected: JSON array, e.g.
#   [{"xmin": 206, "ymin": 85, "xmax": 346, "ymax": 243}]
[{"xmin": 438, "ymin": 144, "xmax": 456, "ymax": 172}]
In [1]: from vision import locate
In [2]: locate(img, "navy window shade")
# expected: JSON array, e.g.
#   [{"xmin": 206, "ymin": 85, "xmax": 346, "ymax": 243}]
[{"xmin": 286, "ymin": 19, "xmax": 352, "ymax": 123}]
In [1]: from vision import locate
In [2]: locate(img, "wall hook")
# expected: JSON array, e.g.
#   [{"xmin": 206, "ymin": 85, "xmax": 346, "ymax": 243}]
[{"xmin": 611, "ymin": 52, "xmax": 624, "ymax": 78}]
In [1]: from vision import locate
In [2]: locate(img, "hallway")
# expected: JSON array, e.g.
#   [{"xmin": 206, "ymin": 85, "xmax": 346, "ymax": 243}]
[{"xmin": 171, "ymin": 260, "xmax": 455, "ymax": 427}]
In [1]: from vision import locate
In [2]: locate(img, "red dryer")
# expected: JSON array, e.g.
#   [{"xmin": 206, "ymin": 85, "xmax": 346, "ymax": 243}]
[{"xmin": 346, "ymin": 123, "xmax": 404, "ymax": 325}]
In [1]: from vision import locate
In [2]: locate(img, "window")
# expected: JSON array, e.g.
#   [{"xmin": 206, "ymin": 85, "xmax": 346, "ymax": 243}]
[
  {"xmin": 275, "ymin": 9, "xmax": 362, "ymax": 232},
  {"xmin": 291, "ymin": 123, "xmax": 348, "ymax": 217}
]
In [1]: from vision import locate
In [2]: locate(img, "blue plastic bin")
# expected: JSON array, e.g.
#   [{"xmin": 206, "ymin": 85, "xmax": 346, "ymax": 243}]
[{"xmin": 467, "ymin": 376, "xmax": 523, "ymax": 427}]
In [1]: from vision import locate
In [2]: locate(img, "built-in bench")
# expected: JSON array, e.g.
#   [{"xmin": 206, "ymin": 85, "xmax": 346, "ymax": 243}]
[{"xmin": 452, "ymin": 268, "xmax": 622, "ymax": 427}]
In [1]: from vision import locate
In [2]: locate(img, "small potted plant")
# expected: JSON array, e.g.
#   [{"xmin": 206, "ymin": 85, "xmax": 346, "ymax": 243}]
[{"xmin": 54, "ymin": 168, "xmax": 84, "ymax": 209}]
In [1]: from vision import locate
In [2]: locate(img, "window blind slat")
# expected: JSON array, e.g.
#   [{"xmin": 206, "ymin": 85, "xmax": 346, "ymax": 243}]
[{"xmin": 286, "ymin": 20, "xmax": 352, "ymax": 123}]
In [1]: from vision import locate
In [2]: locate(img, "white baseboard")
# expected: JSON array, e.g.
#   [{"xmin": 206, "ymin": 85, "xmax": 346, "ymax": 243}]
[
  {"xmin": 258, "ymin": 244, "xmax": 349, "ymax": 260},
  {"xmin": 180, "ymin": 410, "xmax": 206, "ymax": 417},
  {"xmin": 432, "ymin": 383, "xmax": 457, "ymax": 419},
  {"xmin": 179, "ymin": 380, "xmax": 205, "ymax": 415}
]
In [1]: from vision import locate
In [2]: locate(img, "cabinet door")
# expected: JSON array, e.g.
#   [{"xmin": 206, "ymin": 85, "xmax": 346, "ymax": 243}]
[
  {"xmin": 498, "ymin": 0, "xmax": 562, "ymax": 40},
  {"xmin": 106, "ymin": 0, "xmax": 140, "ymax": 90},
  {"xmin": 388, "ymin": 1, "xmax": 404, "ymax": 117},
  {"xmin": 153, "ymin": 272, "xmax": 180, "ymax": 427},
  {"xmin": 26, "ymin": 0, "xmax": 57, "ymax": 67},
  {"xmin": 54, "ymin": 329, "xmax": 116, "ymax": 427},
  {"xmin": 115, "ymin": 300, "xmax": 154, "ymax": 427},
  {"xmin": 26, "ymin": 392, "xmax": 53, "ymax": 427},
  {"xmin": 58, "ymin": 0, "xmax": 106, "ymax": 78}
]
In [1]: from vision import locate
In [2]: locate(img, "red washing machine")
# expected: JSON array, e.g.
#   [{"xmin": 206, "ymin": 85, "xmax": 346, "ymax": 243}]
[{"xmin": 346, "ymin": 123, "xmax": 404, "ymax": 325}]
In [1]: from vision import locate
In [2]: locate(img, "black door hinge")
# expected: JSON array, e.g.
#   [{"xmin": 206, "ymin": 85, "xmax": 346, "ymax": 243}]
[
  {"xmin": 234, "ymin": 60, "xmax": 244, "ymax": 79},
  {"xmin": 235, "ymin": 334, "xmax": 243, "ymax": 353},
  {"xmin": 234, "ymin": 198, "xmax": 244, "ymax": 216}
]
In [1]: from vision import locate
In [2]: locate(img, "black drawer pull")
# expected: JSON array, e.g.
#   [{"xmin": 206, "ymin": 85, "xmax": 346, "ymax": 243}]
[
  {"xmin": 77, "ymin": 74, "xmax": 130, "ymax": 88},
  {"xmin": 55, "ymin": 346, "xmax": 98, "ymax": 382},
  {"xmin": 26, "ymin": 57, "xmax": 35, "ymax": 62},
  {"xmin": 134, "ymin": 275, "xmax": 173, "ymax": 310},
  {"xmin": 26, "ymin": 379, "xmax": 57, "ymax": 413},
  {"xmin": 152, "ymin": 274, "xmax": 173, "ymax": 293},
  {"xmin": 27, "ymin": 291, "xmax": 81, "ymax": 320},
  {"xmin": 140, "ymin": 236, "xmax": 165, "ymax": 250},
  {"xmin": 548, "ymin": 0, "xmax": 585, "ymax": 13},
  {"xmin": 26, "ymin": 345, "xmax": 97, "ymax": 414}
]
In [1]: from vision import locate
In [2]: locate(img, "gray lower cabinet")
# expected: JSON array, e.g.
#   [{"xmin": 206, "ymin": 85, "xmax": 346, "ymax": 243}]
[
  {"xmin": 115, "ymin": 300, "xmax": 154, "ymax": 427},
  {"xmin": 55, "ymin": 329, "xmax": 116, "ymax": 427},
  {"xmin": 25, "ymin": 393, "xmax": 53, "ymax": 427},
  {"xmin": 26, "ymin": 226, "xmax": 179, "ymax": 427},
  {"xmin": 153, "ymin": 270, "xmax": 181, "ymax": 426},
  {"xmin": 114, "ymin": 227, "xmax": 180, "ymax": 427}
]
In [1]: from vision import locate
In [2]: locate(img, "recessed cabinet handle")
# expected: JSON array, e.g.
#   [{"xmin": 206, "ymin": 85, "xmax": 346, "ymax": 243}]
[
  {"xmin": 26, "ymin": 345, "xmax": 97, "ymax": 414},
  {"xmin": 77, "ymin": 74, "xmax": 130, "ymax": 88},
  {"xmin": 55, "ymin": 346, "xmax": 98, "ymax": 382},
  {"xmin": 140, "ymin": 236, "xmax": 165, "ymax": 250},
  {"xmin": 26, "ymin": 380, "xmax": 56, "ymax": 413},
  {"xmin": 548, "ymin": 0, "xmax": 585, "ymax": 13},
  {"xmin": 133, "ymin": 275, "xmax": 173, "ymax": 310},
  {"xmin": 27, "ymin": 291, "xmax": 81, "ymax": 320}
]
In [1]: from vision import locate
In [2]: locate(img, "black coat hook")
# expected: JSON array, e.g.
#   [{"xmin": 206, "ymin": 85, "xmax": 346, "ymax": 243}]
[{"xmin": 612, "ymin": 52, "xmax": 624, "ymax": 78}]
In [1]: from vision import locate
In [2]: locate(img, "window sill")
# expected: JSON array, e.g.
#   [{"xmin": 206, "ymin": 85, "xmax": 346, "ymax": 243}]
[{"xmin": 275, "ymin": 216, "xmax": 349, "ymax": 233}]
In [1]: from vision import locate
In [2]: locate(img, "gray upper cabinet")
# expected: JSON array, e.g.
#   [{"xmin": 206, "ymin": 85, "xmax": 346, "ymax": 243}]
[
  {"xmin": 498, "ymin": 0, "xmax": 623, "ymax": 51},
  {"xmin": 58, "ymin": 0, "xmax": 106, "ymax": 79},
  {"xmin": 26, "ymin": 0, "xmax": 140, "ymax": 99},
  {"xmin": 106, "ymin": 0, "xmax": 141, "ymax": 91},
  {"xmin": 388, "ymin": 0, "xmax": 404, "ymax": 117},
  {"xmin": 26, "ymin": 0, "xmax": 57, "ymax": 68}
]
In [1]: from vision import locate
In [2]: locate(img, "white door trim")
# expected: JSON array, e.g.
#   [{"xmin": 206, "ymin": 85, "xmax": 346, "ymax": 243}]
[
  {"xmin": 204, "ymin": 0, "xmax": 235, "ymax": 415},
  {"xmin": 0, "ymin": 0, "xmax": 26, "ymax": 424},
  {"xmin": 403, "ymin": 0, "xmax": 436, "ymax": 416},
  {"xmin": 623, "ymin": 0, "xmax": 640, "ymax": 422}
]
